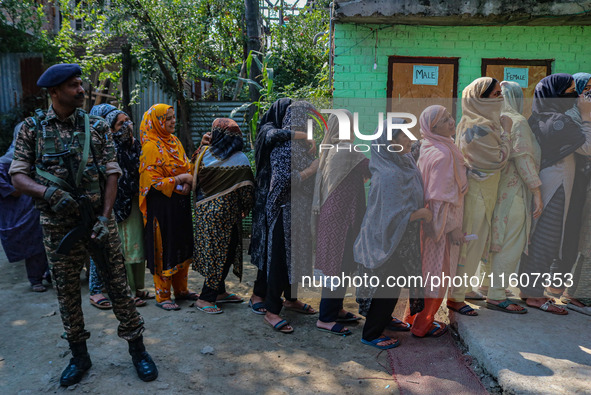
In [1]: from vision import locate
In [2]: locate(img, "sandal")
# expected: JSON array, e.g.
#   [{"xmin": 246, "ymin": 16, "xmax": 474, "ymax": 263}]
[
  {"xmin": 387, "ymin": 317, "xmax": 411, "ymax": 331},
  {"xmin": 31, "ymin": 283, "xmax": 47, "ymax": 293},
  {"xmin": 336, "ymin": 311, "xmax": 362, "ymax": 322},
  {"xmin": 486, "ymin": 299, "xmax": 527, "ymax": 314},
  {"xmin": 283, "ymin": 302, "xmax": 317, "ymax": 315},
  {"xmin": 136, "ymin": 290, "xmax": 155, "ymax": 300},
  {"xmin": 155, "ymin": 301, "xmax": 180, "ymax": 311},
  {"xmin": 447, "ymin": 303, "xmax": 478, "ymax": 316},
  {"xmin": 90, "ymin": 296, "xmax": 112, "ymax": 310},
  {"xmin": 216, "ymin": 293, "xmax": 244, "ymax": 304},
  {"xmin": 133, "ymin": 297, "xmax": 147, "ymax": 307},
  {"xmin": 361, "ymin": 336, "xmax": 400, "ymax": 350},
  {"xmin": 265, "ymin": 318, "xmax": 294, "ymax": 334},
  {"xmin": 316, "ymin": 323, "xmax": 352, "ymax": 336},
  {"xmin": 526, "ymin": 299, "xmax": 568, "ymax": 315},
  {"xmin": 196, "ymin": 304, "xmax": 223, "ymax": 314},
  {"xmin": 413, "ymin": 321, "xmax": 448, "ymax": 338},
  {"xmin": 175, "ymin": 292, "xmax": 200, "ymax": 301},
  {"xmin": 248, "ymin": 299, "xmax": 266, "ymax": 315}
]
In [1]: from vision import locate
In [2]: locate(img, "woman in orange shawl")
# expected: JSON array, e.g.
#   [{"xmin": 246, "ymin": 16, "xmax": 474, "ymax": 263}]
[{"xmin": 139, "ymin": 104, "xmax": 197, "ymax": 311}]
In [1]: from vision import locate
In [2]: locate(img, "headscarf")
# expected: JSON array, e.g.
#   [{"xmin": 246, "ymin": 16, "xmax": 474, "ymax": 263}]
[
  {"xmin": 0, "ymin": 122, "xmax": 22, "ymax": 165},
  {"xmin": 529, "ymin": 74, "xmax": 585, "ymax": 169},
  {"xmin": 353, "ymin": 129, "xmax": 424, "ymax": 270},
  {"xmin": 89, "ymin": 103, "xmax": 124, "ymax": 129},
  {"xmin": 456, "ymin": 77, "xmax": 508, "ymax": 173},
  {"xmin": 418, "ymin": 105, "xmax": 468, "ymax": 208},
  {"xmin": 192, "ymin": 118, "xmax": 253, "ymax": 206},
  {"xmin": 312, "ymin": 110, "xmax": 367, "ymax": 215},
  {"xmin": 138, "ymin": 103, "xmax": 191, "ymax": 221},
  {"xmin": 566, "ymin": 73, "xmax": 591, "ymax": 126},
  {"xmin": 254, "ymin": 98, "xmax": 292, "ymax": 175}
]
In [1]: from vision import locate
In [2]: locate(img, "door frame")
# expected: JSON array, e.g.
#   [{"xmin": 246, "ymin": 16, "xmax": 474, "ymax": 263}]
[
  {"xmin": 387, "ymin": 55, "xmax": 460, "ymax": 117},
  {"xmin": 481, "ymin": 58, "xmax": 553, "ymax": 77}
]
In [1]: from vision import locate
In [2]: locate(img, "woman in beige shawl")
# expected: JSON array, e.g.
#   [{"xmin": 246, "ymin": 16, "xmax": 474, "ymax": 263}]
[
  {"xmin": 486, "ymin": 81, "xmax": 542, "ymax": 313},
  {"xmin": 447, "ymin": 77, "xmax": 511, "ymax": 316}
]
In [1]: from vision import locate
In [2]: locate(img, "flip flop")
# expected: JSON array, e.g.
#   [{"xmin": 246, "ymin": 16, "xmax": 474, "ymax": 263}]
[
  {"xmin": 486, "ymin": 299, "xmax": 527, "ymax": 314},
  {"xmin": 284, "ymin": 303, "xmax": 317, "ymax": 314},
  {"xmin": 216, "ymin": 293, "xmax": 244, "ymax": 304},
  {"xmin": 526, "ymin": 299, "xmax": 568, "ymax": 315},
  {"xmin": 316, "ymin": 323, "xmax": 352, "ymax": 336},
  {"xmin": 175, "ymin": 292, "xmax": 200, "ymax": 301},
  {"xmin": 265, "ymin": 319, "xmax": 294, "ymax": 334},
  {"xmin": 336, "ymin": 312, "xmax": 362, "ymax": 322},
  {"xmin": 465, "ymin": 291, "xmax": 486, "ymax": 300},
  {"xmin": 413, "ymin": 321, "xmax": 448, "ymax": 338},
  {"xmin": 136, "ymin": 290, "xmax": 155, "ymax": 300},
  {"xmin": 31, "ymin": 284, "xmax": 47, "ymax": 292},
  {"xmin": 196, "ymin": 304, "xmax": 223, "ymax": 314},
  {"xmin": 90, "ymin": 297, "xmax": 112, "ymax": 310},
  {"xmin": 248, "ymin": 299, "xmax": 266, "ymax": 315},
  {"xmin": 133, "ymin": 297, "xmax": 147, "ymax": 307},
  {"xmin": 155, "ymin": 301, "xmax": 180, "ymax": 311},
  {"xmin": 447, "ymin": 303, "xmax": 478, "ymax": 316},
  {"xmin": 387, "ymin": 317, "xmax": 411, "ymax": 331},
  {"xmin": 361, "ymin": 336, "xmax": 400, "ymax": 350}
]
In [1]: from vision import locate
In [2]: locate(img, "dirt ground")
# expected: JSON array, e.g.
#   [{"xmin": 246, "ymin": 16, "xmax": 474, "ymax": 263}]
[{"xmin": 0, "ymin": 247, "xmax": 415, "ymax": 395}]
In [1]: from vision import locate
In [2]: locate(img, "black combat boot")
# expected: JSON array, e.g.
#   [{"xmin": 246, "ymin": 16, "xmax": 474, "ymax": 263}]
[
  {"xmin": 60, "ymin": 341, "xmax": 92, "ymax": 386},
  {"xmin": 128, "ymin": 336, "xmax": 158, "ymax": 382}
]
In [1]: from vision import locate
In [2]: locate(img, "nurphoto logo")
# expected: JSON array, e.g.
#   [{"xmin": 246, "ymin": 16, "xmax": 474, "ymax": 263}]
[{"xmin": 307, "ymin": 109, "xmax": 418, "ymax": 153}]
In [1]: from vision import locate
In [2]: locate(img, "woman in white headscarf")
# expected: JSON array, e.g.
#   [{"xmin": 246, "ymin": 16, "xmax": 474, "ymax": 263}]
[{"xmin": 485, "ymin": 81, "xmax": 542, "ymax": 314}]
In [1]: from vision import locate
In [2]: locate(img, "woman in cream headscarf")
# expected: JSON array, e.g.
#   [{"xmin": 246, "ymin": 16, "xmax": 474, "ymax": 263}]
[
  {"xmin": 447, "ymin": 77, "xmax": 511, "ymax": 316},
  {"xmin": 139, "ymin": 103, "xmax": 197, "ymax": 311},
  {"xmin": 485, "ymin": 81, "xmax": 542, "ymax": 313},
  {"xmin": 404, "ymin": 105, "xmax": 467, "ymax": 336},
  {"xmin": 312, "ymin": 110, "xmax": 370, "ymax": 335}
]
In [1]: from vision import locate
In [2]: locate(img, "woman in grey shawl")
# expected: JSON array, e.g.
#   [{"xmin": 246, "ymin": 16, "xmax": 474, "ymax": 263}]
[{"xmin": 354, "ymin": 128, "xmax": 431, "ymax": 350}]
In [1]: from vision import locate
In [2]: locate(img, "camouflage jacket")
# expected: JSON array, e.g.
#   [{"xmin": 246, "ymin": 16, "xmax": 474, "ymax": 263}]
[{"xmin": 9, "ymin": 106, "xmax": 122, "ymax": 221}]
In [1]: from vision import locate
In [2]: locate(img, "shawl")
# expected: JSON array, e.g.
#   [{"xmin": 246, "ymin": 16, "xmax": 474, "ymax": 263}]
[
  {"xmin": 138, "ymin": 103, "xmax": 191, "ymax": 222},
  {"xmin": 529, "ymin": 74, "xmax": 585, "ymax": 170},
  {"xmin": 418, "ymin": 105, "xmax": 468, "ymax": 206},
  {"xmin": 193, "ymin": 118, "xmax": 254, "ymax": 207},
  {"xmin": 456, "ymin": 77, "xmax": 508, "ymax": 173},
  {"xmin": 354, "ymin": 129, "xmax": 424, "ymax": 270},
  {"xmin": 491, "ymin": 81, "xmax": 541, "ymax": 251},
  {"xmin": 254, "ymin": 98, "xmax": 293, "ymax": 176},
  {"xmin": 312, "ymin": 110, "xmax": 366, "ymax": 215},
  {"xmin": 0, "ymin": 122, "xmax": 22, "ymax": 165},
  {"xmin": 566, "ymin": 73, "xmax": 591, "ymax": 126}
]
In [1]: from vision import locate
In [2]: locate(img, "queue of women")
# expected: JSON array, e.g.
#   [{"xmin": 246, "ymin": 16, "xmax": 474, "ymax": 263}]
[{"xmin": 4, "ymin": 72, "xmax": 590, "ymax": 352}]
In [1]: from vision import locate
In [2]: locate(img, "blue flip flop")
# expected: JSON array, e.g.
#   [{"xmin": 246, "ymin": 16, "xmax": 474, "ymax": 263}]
[
  {"xmin": 217, "ymin": 293, "xmax": 244, "ymax": 304},
  {"xmin": 387, "ymin": 317, "xmax": 411, "ymax": 331},
  {"xmin": 196, "ymin": 304, "xmax": 223, "ymax": 314},
  {"xmin": 412, "ymin": 321, "xmax": 448, "ymax": 338},
  {"xmin": 336, "ymin": 312, "xmax": 362, "ymax": 322},
  {"xmin": 316, "ymin": 323, "xmax": 352, "ymax": 336},
  {"xmin": 248, "ymin": 299, "xmax": 266, "ymax": 315},
  {"xmin": 361, "ymin": 336, "xmax": 400, "ymax": 350}
]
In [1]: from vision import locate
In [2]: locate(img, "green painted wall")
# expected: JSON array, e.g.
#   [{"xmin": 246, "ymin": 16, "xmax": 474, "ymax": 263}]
[{"xmin": 332, "ymin": 24, "xmax": 591, "ymax": 124}]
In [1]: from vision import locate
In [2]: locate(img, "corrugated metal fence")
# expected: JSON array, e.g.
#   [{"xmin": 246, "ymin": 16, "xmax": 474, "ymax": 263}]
[
  {"xmin": 189, "ymin": 101, "xmax": 250, "ymax": 149},
  {"xmin": 0, "ymin": 53, "xmax": 42, "ymax": 114},
  {"xmin": 128, "ymin": 68, "xmax": 176, "ymax": 128}
]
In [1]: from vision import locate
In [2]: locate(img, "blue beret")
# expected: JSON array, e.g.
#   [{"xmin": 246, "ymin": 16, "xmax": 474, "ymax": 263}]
[{"xmin": 37, "ymin": 63, "xmax": 82, "ymax": 88}]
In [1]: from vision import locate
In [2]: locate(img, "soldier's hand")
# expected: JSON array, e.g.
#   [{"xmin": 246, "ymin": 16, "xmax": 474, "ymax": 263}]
[
  {"xmin": 44, "ymin": 186, "xmax": 79, "ymax": 215},
  {"xmin": 91, "ymin": 216, "xmax": 109, "ymax": 243}
]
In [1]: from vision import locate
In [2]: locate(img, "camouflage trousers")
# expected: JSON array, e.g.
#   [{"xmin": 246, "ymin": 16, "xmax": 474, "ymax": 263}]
[{"xmin": 41, "ymin": 214, "xmax": 144, "ymax": 343}]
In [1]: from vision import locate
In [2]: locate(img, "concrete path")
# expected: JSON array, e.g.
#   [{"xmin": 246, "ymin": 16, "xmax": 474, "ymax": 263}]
[{"xmin": 451, "ymin": 295, "xmax": 591, "ymax": 395}]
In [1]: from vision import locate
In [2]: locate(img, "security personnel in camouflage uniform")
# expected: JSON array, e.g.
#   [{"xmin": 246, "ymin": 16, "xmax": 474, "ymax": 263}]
[{"xmin": 9, "ymin": 64, "xmax": 158, "ymax": 386}]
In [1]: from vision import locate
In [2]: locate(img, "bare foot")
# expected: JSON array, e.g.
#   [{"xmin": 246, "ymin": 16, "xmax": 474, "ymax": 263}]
[
  {"xmin": 486, "ymin": 298, "xmax": 526, "ymax": 312},
  {"xmin": 283, "ymin": 299, "xmax": 317, "ymax": 314},
  {"xmin": 265, "ymin": 312, "xmax": 294, "ymax": 332},
  {"xmin": 195, "ymin": 299, "xmax": 222, "ymax": 313},
  {"xmin": 316, "ymin": 319, "xmax": 349, "ymax": 333}
]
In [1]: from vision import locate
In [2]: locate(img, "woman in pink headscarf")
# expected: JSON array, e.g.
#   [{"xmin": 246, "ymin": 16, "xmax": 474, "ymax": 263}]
[{"xmin": 405, "ymin": 105, "xmax": 468, "ymax": 337}]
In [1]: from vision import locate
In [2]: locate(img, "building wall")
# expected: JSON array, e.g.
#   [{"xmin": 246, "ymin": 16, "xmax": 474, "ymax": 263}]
[{"xmin": 332, "ymin": 23, "xmax": 591, "ymax": 122}]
